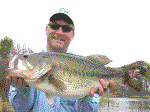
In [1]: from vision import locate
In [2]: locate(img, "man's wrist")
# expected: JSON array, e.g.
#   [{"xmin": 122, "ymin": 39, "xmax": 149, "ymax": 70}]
[{"xmin": 80, "ymin": 94, "xmax": 100, "ymax": 104}]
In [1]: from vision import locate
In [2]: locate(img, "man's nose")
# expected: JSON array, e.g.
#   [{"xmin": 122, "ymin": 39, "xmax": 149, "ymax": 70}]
[{"xmin": 56, "ymin": 27, "xmax": 63, "ymax": 33}]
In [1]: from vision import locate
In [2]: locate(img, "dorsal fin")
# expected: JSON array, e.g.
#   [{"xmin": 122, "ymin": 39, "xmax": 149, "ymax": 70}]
[{"xmin": 87, "ymin": 54, "xmax": 113, "ymax": 65}]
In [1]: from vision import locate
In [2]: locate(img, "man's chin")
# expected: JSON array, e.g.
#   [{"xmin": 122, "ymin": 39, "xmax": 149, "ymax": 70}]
[
  {"xmin": 51, "ymin": 39, "xmax": 65, "ymax": 48},
  {"xmin": 51, "ymin": 46, "xmax": 64, "ymax": 52}
]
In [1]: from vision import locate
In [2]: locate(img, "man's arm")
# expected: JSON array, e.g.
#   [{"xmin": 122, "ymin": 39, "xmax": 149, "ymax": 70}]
[
  {"xmin": 76, "ymin": 94, "xmax": 100, "ymax": 112},
  {"xmin": 7, "ymin": 76, "xmax": 37, "ymax": 112},
  {"xmin": 9, "ymin": 85, "xmax": 37, "ymax": 112}
]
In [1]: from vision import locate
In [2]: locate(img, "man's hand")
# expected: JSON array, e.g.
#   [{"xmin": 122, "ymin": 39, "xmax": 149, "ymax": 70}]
[
  {"xmin": 89, "ymin": 79, "xmax": 115, "ymax": 97},
  {"xmin": 6, "ymin": 76, "xmax": 29, "ymax": 89}
]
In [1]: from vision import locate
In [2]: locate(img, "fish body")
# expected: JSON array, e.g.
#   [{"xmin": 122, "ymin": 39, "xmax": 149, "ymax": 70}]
[{"xmin": 6, "ymin": 52, "xmax": 149, "ymax": 100}]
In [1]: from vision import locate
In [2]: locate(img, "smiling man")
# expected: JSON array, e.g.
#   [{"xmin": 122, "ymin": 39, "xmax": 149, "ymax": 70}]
[
  {"xmin": 7, "ymin": 12, "xmax": 115, "ymax": 112},
  {"xmin": 46, "ymin": 13, "xmax": 75, "ymax": 53}
]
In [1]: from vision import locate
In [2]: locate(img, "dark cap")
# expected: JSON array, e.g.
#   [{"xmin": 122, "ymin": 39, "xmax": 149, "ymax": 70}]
[{"xmin": 49, "ymin": 13, "xmax": 74, "ymax": 26}]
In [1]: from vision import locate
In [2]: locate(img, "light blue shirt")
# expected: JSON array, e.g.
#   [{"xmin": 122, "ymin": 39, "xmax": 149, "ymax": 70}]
[{"xmin": 8, "ymin": 49, "xmax": 100, "ymax": 112}]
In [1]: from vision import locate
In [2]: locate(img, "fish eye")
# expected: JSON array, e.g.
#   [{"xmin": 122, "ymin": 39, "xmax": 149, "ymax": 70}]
[{"xmin": 23, "ymin": 55, "xmax": 28, "ymax": 58}]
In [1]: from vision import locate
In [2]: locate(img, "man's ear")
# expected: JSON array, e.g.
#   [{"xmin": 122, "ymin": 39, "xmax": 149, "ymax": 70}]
[
  {"xmin": 45, "ymin": 26, "xmax": 49, "ymax": 35},
  {"xmin": 71, "ymin": 32, "xmax": 75, "ymax": 41}
]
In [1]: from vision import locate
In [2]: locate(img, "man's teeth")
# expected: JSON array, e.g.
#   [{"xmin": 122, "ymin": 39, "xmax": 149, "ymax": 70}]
[
  {"xmin": 53, "ymin": 37, "xmax": 65, "ymax": 41},
  {"xmin": 60, "ymin": 39, "xmax": 65, "ymax": 41}
]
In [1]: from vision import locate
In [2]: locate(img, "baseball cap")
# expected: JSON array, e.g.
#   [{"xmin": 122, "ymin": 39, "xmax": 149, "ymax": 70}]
[{"xmin": 49, "ymin": 12, "xmax": 74, "ymax": 26}]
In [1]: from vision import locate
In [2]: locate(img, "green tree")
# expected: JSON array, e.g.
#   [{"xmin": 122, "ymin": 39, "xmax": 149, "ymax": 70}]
[
  {"xmin": 0, "ymin": 36, "xmax": 33, "ymax": 102},
  {"xmin": 0, "ymin": 36, "xmax": 14, "ymax": 101},
  {"xmin": 0, "ymin": 36, "xmax": 13, "ymax": 59}
]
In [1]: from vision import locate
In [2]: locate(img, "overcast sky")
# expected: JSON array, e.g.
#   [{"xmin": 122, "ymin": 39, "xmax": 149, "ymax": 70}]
[{"xmin": 0, "ymin": 0, "xmax": 150, "ymax": 67}]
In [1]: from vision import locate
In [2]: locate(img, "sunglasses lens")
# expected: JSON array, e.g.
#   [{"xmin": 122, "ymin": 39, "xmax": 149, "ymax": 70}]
[
  {"xmin": 49, "ymin": 23, "xmax": 73, "ymax": 32},
  {"xmin": 62, "ymin": 26, "xmax": 72, "ymax": 32},
  {"xmin": 50, "ymin": 24, "xmax": 60, "ymax": 30}
]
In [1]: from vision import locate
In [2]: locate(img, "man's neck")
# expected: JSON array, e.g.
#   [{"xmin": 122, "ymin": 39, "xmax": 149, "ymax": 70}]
[{"xmin": 47, "ymin": 45, "xmax": 67, "ymax": 53}]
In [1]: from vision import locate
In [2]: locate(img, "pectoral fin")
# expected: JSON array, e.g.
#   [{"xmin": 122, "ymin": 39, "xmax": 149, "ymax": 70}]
[{"xmin": 48, "ymin": 75, "xmax": 67, "ymax": 92}]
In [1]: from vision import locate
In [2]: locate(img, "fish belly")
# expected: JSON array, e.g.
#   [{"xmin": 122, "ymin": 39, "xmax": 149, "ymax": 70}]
[{"xmin": 26, "ymin": 70, "xmax": 100, "ymax": 99}]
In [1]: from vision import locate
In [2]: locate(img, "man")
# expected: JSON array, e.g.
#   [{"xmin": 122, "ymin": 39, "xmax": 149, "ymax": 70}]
[{"xmin": 6, "ymin": 12, "xmax": 115, "ymax": 112}]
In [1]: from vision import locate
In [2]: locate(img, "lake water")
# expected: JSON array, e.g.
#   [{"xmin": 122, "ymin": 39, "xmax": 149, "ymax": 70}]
[
  {"xmin": 0, "ymin": 97, "xmax": 150, "ymax": 112},
  {"xmin": 99, "ymin": 98, "xmax": 150, "ymax": 112}
]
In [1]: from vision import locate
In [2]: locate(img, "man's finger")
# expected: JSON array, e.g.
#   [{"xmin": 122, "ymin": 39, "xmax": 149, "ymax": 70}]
[
  {"xmin": 11, "ymin": 77, "xmax": 15, "ymax": 87},
  {"xmin": 18, "ymin": 78, "xmax": 23, "ymax": 84},
  {"xmin": 100, "ymin": 79, "xmax": 107, "ymax": 91},
  {"xmin": 6, "ymin": 76, "xmax": 11, "ymax": 83},
  {"xmin": 17, "ymin": 78, "xmax": 23, "ymax": 88},
  {"xmin": 90, "ymin": 87, "xmax": 95, "ymax": 97},
  {"xmin": 109, "ymin": 80, "xmax": 115, "ymax": 88},
  {"xmin": 11, "ymin": 77, "xmax": 19, "ymax": 87},
  {"xmin": 6, "ymin": 76, "xmax": 10, "ymax": 79},
  {"xmin": 98, "ymin": 84, "xmax": 104, "ymax": 96},
  {"xmin": 6, "ymin": 76, "xmax": 11, "ymax": 81}
]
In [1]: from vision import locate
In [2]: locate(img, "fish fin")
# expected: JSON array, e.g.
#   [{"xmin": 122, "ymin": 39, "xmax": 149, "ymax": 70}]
[
  {"xmin": 45, "ymin": 92, "xmax": 55, "ymax": 104},
  {"xmin": 26, "ymin": 64, "xmax": 52, "ymax": 80},
  {"xmin": 87, "ymin": 54, "xmax": 113, "ymax": 65},
  {"xmin": 48, "ymin": 75, "xmax": 67, "ymax": 92}
]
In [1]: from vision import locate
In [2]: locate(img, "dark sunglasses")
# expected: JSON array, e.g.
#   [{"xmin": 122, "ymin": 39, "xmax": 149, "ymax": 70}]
[{"xmin": 48, "ymin": 22, "xmax": 74, "ymax": 32}]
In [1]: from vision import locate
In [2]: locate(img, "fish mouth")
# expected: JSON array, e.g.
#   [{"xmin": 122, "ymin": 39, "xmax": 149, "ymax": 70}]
[
  {"xmin": 6, "ymin": 55, "xmax": 21, "ymax": 74},
  {"xmin": 6, "ymin": 64, "xmax": 33, "ymax": 80},
  {"xmin": 5, "ymin": 67, "xmax": 24, "ymax": 78},
  {"xmin": 6, "ymin": 54, "xmax": 31, "ymax": 78},
  {"xmin": 6, "ymin": 67, "xmax": 19, "ymax": 71}
]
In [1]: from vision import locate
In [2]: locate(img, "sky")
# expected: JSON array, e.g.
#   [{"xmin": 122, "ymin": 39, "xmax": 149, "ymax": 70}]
[{"xmin": 0, "ymin": 0, "xmax": 150, "ymax": 67}]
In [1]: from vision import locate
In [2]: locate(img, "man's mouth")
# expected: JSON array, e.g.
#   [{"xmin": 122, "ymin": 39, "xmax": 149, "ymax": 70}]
[
  {"xmin": 51, "ymin": 37, "xmax": 65, "ymax": 47},
  {"xmin": 53, "ymin": 37, "xmax": 65, "ymax": 41}
]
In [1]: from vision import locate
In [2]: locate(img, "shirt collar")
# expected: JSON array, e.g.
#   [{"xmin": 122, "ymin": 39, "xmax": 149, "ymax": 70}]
[{"xmin": 42, "ymin": 49, "xmax": 71, "ymax": 53}]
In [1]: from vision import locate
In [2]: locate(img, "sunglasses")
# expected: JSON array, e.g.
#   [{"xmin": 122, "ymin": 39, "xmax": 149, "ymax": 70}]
[{"xmin": 48, "ymin": 22, "xmax": 74, "ymax": 32}]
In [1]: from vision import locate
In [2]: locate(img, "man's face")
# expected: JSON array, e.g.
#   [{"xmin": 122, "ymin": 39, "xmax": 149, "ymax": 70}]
[{"xmin": 46, "ymin": 20, "xmax": 74, "ymax": 52}]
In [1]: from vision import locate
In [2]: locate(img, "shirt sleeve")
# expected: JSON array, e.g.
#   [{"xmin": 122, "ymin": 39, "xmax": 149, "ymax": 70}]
[
  {"xmin": 76, "ymin": 93, "xmax": 100, "ymax": 112},
  {"xmin": 8, "ymin": 85, "xmax": 37, "ymax": 112}
]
